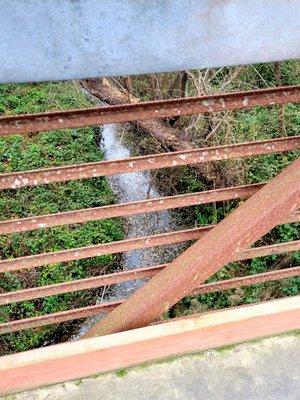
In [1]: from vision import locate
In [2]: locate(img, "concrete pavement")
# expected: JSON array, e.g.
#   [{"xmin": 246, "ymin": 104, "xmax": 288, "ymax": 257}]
[{"xmin": 7, "ymin": 334, "xmax": 300, "ymax": 400}]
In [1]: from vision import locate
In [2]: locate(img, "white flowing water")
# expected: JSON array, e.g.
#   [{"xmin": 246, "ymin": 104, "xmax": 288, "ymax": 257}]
[{"xmin": 74, "ymin": 124, "xmax": 182, "ymax": 338}]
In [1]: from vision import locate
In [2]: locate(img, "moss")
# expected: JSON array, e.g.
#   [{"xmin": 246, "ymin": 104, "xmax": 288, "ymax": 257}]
[
  {"xmin": 74, "ymin": 379, "xmax": 84, "ymax": 386},
  {"xmin": 115, "ymin": 369, "xmax": 128, "ymax": 378}
]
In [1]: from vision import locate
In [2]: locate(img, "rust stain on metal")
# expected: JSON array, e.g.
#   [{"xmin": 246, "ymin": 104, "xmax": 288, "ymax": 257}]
[
  {"xmin": 191, "ymin": 265, "xmax": 300, "ymax": 295},
  {"xmin": 1, "ymin": 264, "xmax": 299, "ymax": 335},
  {"xmin": 0, "ymin": 86, "xmax": 299, "ymax": 137},
  {"xmin": 0, "ymin": 226, "xmax": 213, "ymax": 272},
  {"xmin": 0, "ymin": 136, "xmax": 299, "ymax": 190},
  {"xmin": 0, "ymin": 183, "xmax": 263, "ymax": 234},
  {"xmin": 81, "ymin": 158, "xmax": 300, "ymax": 338},
  {"xmin": 0, "ymin": 240, "xmax": 299, "ymax": 306},
  {"xmin": 1, "ymin": 210, "xmax": 299, "ymax": 274}
]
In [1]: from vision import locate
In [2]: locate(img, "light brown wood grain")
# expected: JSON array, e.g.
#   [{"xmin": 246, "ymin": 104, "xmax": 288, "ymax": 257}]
[{"xmin": 0, "ymin": 295, "xmax": 299, "ymax": 396}]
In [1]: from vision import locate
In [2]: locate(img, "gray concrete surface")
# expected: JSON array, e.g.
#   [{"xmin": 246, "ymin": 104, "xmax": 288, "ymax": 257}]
[
  {"xmin": 9, "ymin": 334, "xmax": 300, "ymax": 400},
  {"xmin": 1, "ymin": 0, "xmax": 300, "ymax": 83}
]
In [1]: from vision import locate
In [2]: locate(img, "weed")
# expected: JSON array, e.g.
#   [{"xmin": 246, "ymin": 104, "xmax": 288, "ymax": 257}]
[{"xmin": 0, "ymin": 82, "xmax": 123, "ymax": 354}]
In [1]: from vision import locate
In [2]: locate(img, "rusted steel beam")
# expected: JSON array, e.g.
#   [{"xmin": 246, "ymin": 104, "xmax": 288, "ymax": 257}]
[
  {"xmin": 0, "ymin": 301, "xmax": 122, "ymax": 335},
  {"xmin": 0, "ymin": 240, "xmax": 299, "ymax": 306},
  {"xmin": 192, "ymin": 265, "xmax": 300, "ymax": 296},
  {"xmin": 0, "ymin": 226, "xmax": 213, "ymax": 273},
  {"xmin": 285, "ymin": 210, "xmax": 300, "ymax": 224},
  {"xmin": 82, "ymin": 158, "xmax": 300, "ymax": 338},
  {"xmin": 0, "ymin": 86, "xmax": 299, "ymax": 137},
  {"xmin": 0, "ymin": 264, "xmax": 299, "ymax": 335},
  {"xmin": 0, "ymin": 265, "xmax": 165, "ymax": 306},
  {"xmin": 1, "ymin": 136, "xmax": 299, "ymax": 190},
  {"xmin": 1, "ymin": 210, "xmax": 298, "ymax": 274},
  {"xmin": 235, "ymin": 240, "xmax": 300, "ymax": 261},
  {"xmin": 0, "ymin": 183, "xmax": 263, "ymax": 235}
]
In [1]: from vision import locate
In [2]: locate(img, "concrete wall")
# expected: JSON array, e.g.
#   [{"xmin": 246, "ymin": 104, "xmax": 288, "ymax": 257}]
[{"xmin": 0, "ymin": 0, "xmax": 299, "ymax": 83}]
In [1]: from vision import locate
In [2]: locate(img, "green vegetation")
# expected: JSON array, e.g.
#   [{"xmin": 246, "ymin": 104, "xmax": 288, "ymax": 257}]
[
  {"xmin": 0, "ymin": 62, "xmax": 299, "ymax": 355},
  {"xmin": 168, "ymin": 62, "xmax": 300, "ymax": 317},
  {"xmin": 115, "ymin": 369, "xmax": 128, "ymax": 378},
  {"xmin": 0, "ymin": 82, "xmax": 123, "ymax": 354},
  {"xmin": 118, "ymin": 61, "xmax": 299, "ymax": 317}
]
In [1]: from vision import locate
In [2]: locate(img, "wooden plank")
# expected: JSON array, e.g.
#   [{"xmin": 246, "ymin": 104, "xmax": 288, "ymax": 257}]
[{"xmin": 0, "ymin": 296, "xmax": 299, "ymax": 395}]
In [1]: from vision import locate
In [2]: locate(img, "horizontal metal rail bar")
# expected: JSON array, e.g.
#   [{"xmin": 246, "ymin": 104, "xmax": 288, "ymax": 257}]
[
  {"xmin": 0, "ymin": 265, "xmax": 165, "ymax": 306},
  {"xmin": 0, "ymin": 86, "xmax": 299, "ymax": 137},
  {"xmin": 0, "ymin": 183, "xmax": 264, "ymax": 235},
  {"xmin": 0, "ymin": 212, "xmax": 299, "ymax": 273},
  {"xmin": 0, "ymin": 226, "xmax": 213, "ymax": 273},
  {"xmin": 0, "ymin": 240, "xmax": 299, "ymax": 305},
  {"xmin": 1, "ymin": 265, "xmax": 299, "ymax": 335},
  {"xmin": 1, "ymin": 136, "xmax": 299, "ymax": 190},
  {"xmin": 234, "ymin": 240, "xmax": 300, "ymax": 261},
  {"xmin": 192, "ymin": 265, "xmax": 300, "ymax": 296},
  {"xmin": 0, "ymin": 301, "xmax": 122, "ymax": 335}
]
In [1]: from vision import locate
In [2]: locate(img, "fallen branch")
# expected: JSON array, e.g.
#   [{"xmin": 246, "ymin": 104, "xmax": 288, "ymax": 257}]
[{"xmin": 80, "ymin": 78, "xmax": 216, "ymax": 181}]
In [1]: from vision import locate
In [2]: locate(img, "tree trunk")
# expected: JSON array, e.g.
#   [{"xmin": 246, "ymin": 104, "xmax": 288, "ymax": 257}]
[{"xmin": 80, "ymin": 78, "xmax": 216, "ymax": 182}]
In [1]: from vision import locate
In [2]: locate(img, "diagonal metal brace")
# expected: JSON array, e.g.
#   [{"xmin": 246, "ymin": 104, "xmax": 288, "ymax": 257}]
[{"xmin": 83, "ymin": 157, "xmax": 300, "ymax": 338}]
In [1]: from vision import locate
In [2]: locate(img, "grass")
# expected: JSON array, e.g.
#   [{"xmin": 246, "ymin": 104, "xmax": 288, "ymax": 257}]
[
  {"xmin": 0, "ymin": 82, "xmax": 123, "ymax": 354},
  {"xmin": 0, "ymin": 61, "xmax": 299, "ymax": 353},
  {"xmin": 169, "ymin": 62, "xmax": 300, "ymax": 317},
  {"xmin": 117, "ymin": 61, "xmax": 300, "ymax": 318}
]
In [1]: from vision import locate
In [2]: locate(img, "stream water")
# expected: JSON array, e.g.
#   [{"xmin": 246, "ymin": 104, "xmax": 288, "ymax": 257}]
[{"xmin": 74, "ymin": 123, "xmax": 182, "ymax": 338}]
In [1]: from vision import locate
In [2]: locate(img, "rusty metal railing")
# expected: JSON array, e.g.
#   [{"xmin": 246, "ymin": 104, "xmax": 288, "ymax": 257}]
[
  {"xmin": 0, "ymin": 86, "xmax": 299, "ymax": 136},
  {"xmin": 0, "ymin": 85, "xmax": 299, "ymax": 338},
  {"xmin": 0, "ymin": 183, "xmax": 263, "ymax": 234},
  {"xmin": 1, "ymin": 238, "xmax": 299, "ymax": 305},
  {"xmin": 84, "ymin": 157, "xmax": 300, "ymax": 337},
  {"xmin": 1, "ymin": 136, "xmax": 298, "ymax": 190}
]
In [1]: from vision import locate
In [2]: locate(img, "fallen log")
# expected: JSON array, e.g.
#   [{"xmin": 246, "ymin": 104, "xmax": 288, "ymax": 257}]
[{"xmin": 80, "ymin": 78, "xmax": 216, "ymax": 181}]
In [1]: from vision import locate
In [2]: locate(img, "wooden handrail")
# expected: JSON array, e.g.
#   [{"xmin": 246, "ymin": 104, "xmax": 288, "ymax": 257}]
[{"xmin": 1, "ymin": 296, "xmax": 299, "ymax": 395}]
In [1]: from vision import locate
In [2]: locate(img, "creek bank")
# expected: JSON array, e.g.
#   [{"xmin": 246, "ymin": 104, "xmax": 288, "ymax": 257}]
[{"xmin": 74, "ymin": 122, "xmax": 186, "ymax": 338}]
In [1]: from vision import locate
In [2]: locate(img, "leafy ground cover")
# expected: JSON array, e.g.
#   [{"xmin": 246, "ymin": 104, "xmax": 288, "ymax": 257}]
[{"xmin": 0, "ymin": 82, "xmax": 123, "ymax": 354}]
